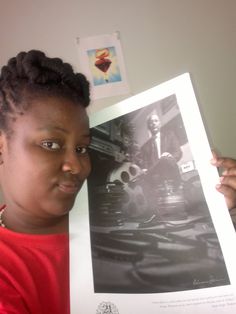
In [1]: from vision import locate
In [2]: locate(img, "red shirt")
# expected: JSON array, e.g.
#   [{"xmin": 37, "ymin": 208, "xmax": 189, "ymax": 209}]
[{"xmin": 0, "ymin": 227, "xmax": 69, "ymax": 314}]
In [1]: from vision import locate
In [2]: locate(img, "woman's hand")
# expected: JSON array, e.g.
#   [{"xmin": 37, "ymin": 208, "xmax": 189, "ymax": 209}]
[{"xmin": 211, "ymin": 153, "xmax": 236, "ymax": 210}]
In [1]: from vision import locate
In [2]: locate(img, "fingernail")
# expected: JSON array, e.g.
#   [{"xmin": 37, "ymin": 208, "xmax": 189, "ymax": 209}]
[
  {"xmin": 219, "ymin": 177, "xmax": 224, "ymax": 183},
  {"xmin": 222, "ymin": 170, "xmax": 227, "ymax": 175}
]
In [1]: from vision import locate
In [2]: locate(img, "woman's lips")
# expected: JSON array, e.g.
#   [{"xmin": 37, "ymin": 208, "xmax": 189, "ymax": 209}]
[{"xmin": 58, "ymin": 182, "xmax": 80, "ymax": 194}]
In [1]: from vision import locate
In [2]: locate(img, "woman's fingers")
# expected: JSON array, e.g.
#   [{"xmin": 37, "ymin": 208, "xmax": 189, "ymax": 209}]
[
  {"xmin": 220, "ymin": 173, "xmax": 236, "ymax": 187},
  {"xmin": 211, "ymin": 154, "xmax": 236, "ymax": 210},
  {"xmin": 211, "ymin": 156, "xmax": 236, "ymax": 169},
  {"xmin": 216, "ymin": 182, "xmax": 236, "ymax": 210}
]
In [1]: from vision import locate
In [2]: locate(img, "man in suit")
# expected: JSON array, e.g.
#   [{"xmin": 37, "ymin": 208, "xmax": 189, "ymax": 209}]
[
  {"xmin": 139, "ymin": 114, "xmax": 184, "ymax": 225},
  {"xmin": 142, "ymin": 114, "xmax": 182, "ymax": 182}
]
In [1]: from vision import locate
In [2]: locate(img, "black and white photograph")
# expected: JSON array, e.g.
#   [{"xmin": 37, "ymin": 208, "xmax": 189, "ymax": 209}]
[{"xmin": 87, "ymin": 93, "xmax": 230, "ymax": 294}]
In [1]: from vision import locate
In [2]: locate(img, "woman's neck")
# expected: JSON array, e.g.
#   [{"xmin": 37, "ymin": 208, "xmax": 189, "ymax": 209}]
[{"xmin": 1, "ymin": 207, "xmax": 69, "ymax": 234}]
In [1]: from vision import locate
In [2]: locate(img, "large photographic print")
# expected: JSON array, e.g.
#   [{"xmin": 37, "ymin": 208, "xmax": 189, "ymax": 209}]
[
  {"xmin": 87, "ymin": 93, "xmax": 230, "ymax": 294},
  {"xmin": 70, "ymin": 74, "xmax": 236, "ymax": 314}
]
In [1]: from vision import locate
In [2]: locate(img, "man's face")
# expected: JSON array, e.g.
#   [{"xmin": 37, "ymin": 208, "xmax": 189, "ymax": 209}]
[
  {"xmin": 123, "ymin": 133, "xmax": 131, "ymax": 147},
  {"xmin": 147, "ymin": 114, "xmax": 161, "ymax": 135}
]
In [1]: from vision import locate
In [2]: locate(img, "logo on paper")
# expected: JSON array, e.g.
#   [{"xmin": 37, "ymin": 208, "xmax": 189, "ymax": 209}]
[{"xmin": 96, "ymin": 301, "xmax": 119, "ymax": 314}]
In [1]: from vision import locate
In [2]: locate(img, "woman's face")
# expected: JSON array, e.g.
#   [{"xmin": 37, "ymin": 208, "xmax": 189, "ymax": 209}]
[{"xmin": 0, "ymin": 96, "xmax": 91, "ymax": 224}]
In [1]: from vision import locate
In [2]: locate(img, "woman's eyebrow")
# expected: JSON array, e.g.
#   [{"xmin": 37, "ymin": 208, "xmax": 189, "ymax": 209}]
[
  {"xmin": 37, "ymin": 126, "xmax": 69, "ymax": 133},
  {"xmin": 37, "ymin": 126, "xmax": 91, "ymax": 139}
]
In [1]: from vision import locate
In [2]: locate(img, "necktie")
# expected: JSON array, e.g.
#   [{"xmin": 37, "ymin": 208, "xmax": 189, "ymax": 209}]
[{"xmin": 152, "ymin": 139, "xmax": 159, "ymax": 161}]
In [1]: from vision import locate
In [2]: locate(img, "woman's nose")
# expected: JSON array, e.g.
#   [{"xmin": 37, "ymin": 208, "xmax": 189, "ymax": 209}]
[{"xmin": 62, "ymin": 151, "xmax": 82, "ymax": 174}]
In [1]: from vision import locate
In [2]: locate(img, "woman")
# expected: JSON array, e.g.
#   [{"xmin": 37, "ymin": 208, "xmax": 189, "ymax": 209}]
[
  {"xmin": 0, "ymin": 49, "xmax": 236, "ymax": 314},
  {"xmin": 0, "ymin": 50, "xmax": 91, "ymax": 313}
]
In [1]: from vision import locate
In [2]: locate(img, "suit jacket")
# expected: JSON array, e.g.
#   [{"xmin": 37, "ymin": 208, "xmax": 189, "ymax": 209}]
[{"xmin": 141, "ymin": 130, "xmax": 182, "ymax": 169}]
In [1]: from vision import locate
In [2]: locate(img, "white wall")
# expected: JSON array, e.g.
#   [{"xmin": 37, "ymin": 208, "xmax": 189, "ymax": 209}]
[{"xmin": 0, "ymin": 0, "xmax": 235, "ymax": 156}]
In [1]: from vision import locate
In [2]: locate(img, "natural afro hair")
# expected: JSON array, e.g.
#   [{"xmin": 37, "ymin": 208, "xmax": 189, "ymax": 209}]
[{"xmin": 0, "ymin": 50, "xmax": 90, "ymax": 130}]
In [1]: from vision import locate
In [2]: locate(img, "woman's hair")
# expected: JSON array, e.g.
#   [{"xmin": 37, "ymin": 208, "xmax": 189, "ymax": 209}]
[{"xmin": 0, "ymin": 50, "xmax": 90, "ymax": 131}]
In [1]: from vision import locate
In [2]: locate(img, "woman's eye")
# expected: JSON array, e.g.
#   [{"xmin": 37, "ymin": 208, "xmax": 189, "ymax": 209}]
[
  {"xmin": 41, "ymin": 141, "xmax": 61, "ymax": 150},
  {"xmin": 76, "ymin": 146, "xmax": 89, "ymax": 154}
]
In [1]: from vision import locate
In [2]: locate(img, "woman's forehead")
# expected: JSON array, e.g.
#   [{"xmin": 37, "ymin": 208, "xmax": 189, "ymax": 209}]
[
  {"xmin": 29, "ymin": 96, "xmax": 87, "ymax": 118},
  {"xmin": 11, "ymin": 96, "xmax": 89, "ymax": 135}
]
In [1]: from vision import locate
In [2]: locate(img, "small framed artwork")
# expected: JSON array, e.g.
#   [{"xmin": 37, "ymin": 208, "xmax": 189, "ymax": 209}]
[{"xmin": 77, "ymin": 32, "xmax": 129, "ymax": 100}]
